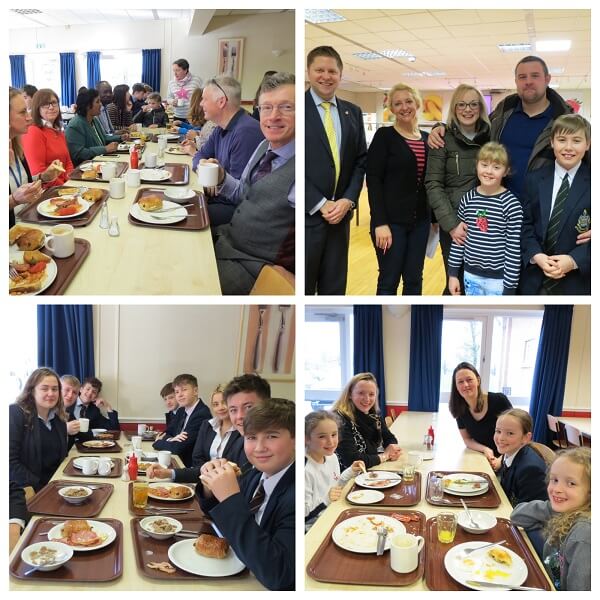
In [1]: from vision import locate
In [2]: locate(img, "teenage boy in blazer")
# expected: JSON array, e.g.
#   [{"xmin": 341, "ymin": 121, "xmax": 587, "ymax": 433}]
[
  {"xmin": 305, "ymin": 45, "xmax": 367, "ymax": 295},
  {"xmin": 520, "ymin": 114, "xmax": 591, "ymax": 295}
]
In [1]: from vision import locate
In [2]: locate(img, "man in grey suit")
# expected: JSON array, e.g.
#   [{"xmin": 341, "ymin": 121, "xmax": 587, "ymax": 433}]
[
  {"xmin": 206, "ymin": 72, "xmax": 296, "ymax": 295},
  {"xmin": 305, "ymin": 46, "xmax": 367, "ymax": 295}
]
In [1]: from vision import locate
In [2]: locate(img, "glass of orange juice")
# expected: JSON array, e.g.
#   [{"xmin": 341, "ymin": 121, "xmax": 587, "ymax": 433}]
[
  {"xmin": 436, "ymin": 512, "xmax": 457, "ymax": 544},
  {"xmin": 132, "ymin": 481, "xmax": 149, "ymax": 509}
]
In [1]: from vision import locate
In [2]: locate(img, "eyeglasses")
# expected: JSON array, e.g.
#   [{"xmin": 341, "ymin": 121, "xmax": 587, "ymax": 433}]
[
  {"xmin": 207, "ymin": 79, "xmax": 228, "ymax": 102},
  {"xmin": 258, "ymin": 103, "xmax": 295, "ymax": 115},
  {"xmin": 42, "ymin": 101, "xmax": 60, "ymax": 109},
  {"xmin": 455, "ymin": 101, "xmax": 480, "ymax": 111}
]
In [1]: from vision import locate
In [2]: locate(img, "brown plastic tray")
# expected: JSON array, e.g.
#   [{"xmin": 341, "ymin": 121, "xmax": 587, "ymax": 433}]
[
  {"xmin": 306, "ymin": 508, "xmax": 426, "ymax": 586},
  {"xmin": 26, "ymin": 479, "xmax": 114, "ymax": 517},
  {"xmin": 16, "ymin": 185, "xmax": 108, "ymax": 227},
  {"xmin": 76, "ymin": 441, "xmax": 122, "ymax": 454},
  {"xmin": 130, "ymin": 517, "xmax": 248, "ymax": 580},
  {"xmin": 347, "ymin": 471, "xmax": 421, "ymax": 507},
  {"xmin": 128, "ymin": 188, "xmax": 209, "ymax": 231},
  {"xmin": 138, "ymin": 162, "xmax": 189, "ymax": 185},
  {"xmin": 41, "ymin": 238, "xmax": 90, "ymax": 295},
  {"xmin": 424, "ymin": 517, "xmax": 552, "ymax": 591},
  {"xmin": 63, "ymin": 456, "xmax": 123, "ymax": 478},
  {"xmin": 148, "ymin": 133, "xmax": 182, "ymax": 143},
  {"xmin": 127, "ymin": 481, "xmax": 203, "ymax": 517},
  {"xmin": 92, "ymin": 430, "xmax": 122, "ymax": 441},
  {"xmin": 9, "ymin": 517, "xmax": 123, "ymax": 582},
  {"xmin": 69, "ymin": 161, "xmax": 128, "ymax": 182},
  {"xmin": 425, "ymin": 471, "xmax": 501, "ymax": 508}
]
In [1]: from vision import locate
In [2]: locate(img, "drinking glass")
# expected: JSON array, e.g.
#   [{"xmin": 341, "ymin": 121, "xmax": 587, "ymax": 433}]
[
  {"xmin": 403, "ymin": 464, "xmax": 416, "ymax": 482},
  {"xmin": 436, "ymin": 512, "xmax": 457, "ymax": 544},
  {"xmin": 132, "ymin": 481, "xmax": 149, "ymax": 508},
  {"xmin": 430, "ymin": 476, "xmax": 444, "ymax": 501}
]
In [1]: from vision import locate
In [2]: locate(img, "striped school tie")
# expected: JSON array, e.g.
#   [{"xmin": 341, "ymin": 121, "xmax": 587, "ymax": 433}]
[
  {"xmin": 543, "ymin": 173, "xmax": 570, "ymax": 293},
  {"xmin": 321, "ymin": 102, "xmax": 340, "ymax": 188},
  {"xmin": 248, "ymin": 481, "xmax": 266, "ymax": 514}
]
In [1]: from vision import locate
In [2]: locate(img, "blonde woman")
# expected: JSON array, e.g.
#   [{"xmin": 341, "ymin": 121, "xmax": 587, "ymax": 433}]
[
  {"xmin": 366, "ymin": 83, "xmax": 430, "ymax": 295},
  {"xmin": 332, "ymin": 372, "xmax": 401, "ymax": 470}
]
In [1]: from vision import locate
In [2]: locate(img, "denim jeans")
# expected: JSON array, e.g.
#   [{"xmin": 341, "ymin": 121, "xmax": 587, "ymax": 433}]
[{"xmin": 463, "ymin": 270, "xmax": 503, "ymax": 296}]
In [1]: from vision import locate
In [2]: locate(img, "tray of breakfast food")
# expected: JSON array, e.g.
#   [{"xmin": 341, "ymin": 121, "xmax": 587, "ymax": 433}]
[
  {"xmin": 75, "ymin": 440, "xmax": 122, "ymax": 454},
  {"xmin": 128, "ymin": 188, "xmax": 209, "ymax": 230},
  {"xmin": 63, "ymin": 457, "xmax": 123, "ymax": 478},
  {"xmin": 346, "ymin": 471, "xmax": 421, "ymax": 507},
  {"xmin": 69, "ymin": 161, "xmax": 128, "ymax": 182},
  {"xmin": 127, "ymin": 482, "xmax": 203, "ymax": 518},
  {"xmin": 26, "ymin": 480, "xmax": 114, "ymax": 517},
  {"xmin": 425, "ymin": 471, "xmax": 501, "ymax": 508},
  {"xmin": 138, "ymin": 163, "xmax": 189, "ymax": 185}
]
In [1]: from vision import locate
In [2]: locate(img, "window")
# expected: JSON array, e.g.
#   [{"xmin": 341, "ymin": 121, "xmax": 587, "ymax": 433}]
[
  {"xmin": 440, "ymin": 309, "xmax": 543, "ymax": 407},
  {"xmin": 100, "ymin": 51, "xmax": 143, "ymax": 89},
  {"xmin": 304, "ymin": 306, "xmax": 353, "ymax": 414},
  {"xmin": 25, "ymin": 54, "xmax": 61, "ymax": 101},
  {"xmin": 7, "ymin": 305, "xmax": 38, "ymax": 401}
]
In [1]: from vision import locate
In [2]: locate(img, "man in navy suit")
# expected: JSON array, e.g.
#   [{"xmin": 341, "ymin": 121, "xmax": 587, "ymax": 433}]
[
  {"xmin": 160, "ymin": 382, "xmax": 178, "ymax": 430},
  {"xmin": 200, "ymin": 398, "xmax": 295, "ymax": 591},
  {"xmin": 152, "ymin": 373, "xmax": 210, "ymax": 466},
  {"xmin": 305, "ymin": 46, "xmax": 367, "ymax": 295},
  {"xmin": 520, "ymin": 114, "xmax": 591, "ymax": 295}
]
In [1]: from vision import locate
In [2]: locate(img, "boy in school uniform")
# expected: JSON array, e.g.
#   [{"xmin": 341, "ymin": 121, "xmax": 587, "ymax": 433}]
[
  {"xmin": 520, "ymin": 114, "xmax": 591, "ymax": 295},
  {"xmin": 200, "ymin": 398, "xmax": 295, "ymax": 591}
]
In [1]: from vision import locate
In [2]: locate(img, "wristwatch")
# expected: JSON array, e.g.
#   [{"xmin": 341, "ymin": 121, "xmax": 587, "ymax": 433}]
[{"xmin": 347, "ymin": 199, "xmax": 356, "ymax": 210}]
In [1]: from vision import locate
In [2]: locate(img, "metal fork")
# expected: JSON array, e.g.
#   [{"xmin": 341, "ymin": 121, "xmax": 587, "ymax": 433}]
[
  {"xmin": 461, "ymin": 540, "xmax": 506, "ymax": 556},
  {"xmin": 153, "ymin": 203, "xmax": 194, "ymax": 213},
  {"xmin": 149, "ymin": 212, "xmax": 189, "ymax": 220},
  {"xmin": 9, "ymin": 265, "xmax": 21, "ymax": 281}
]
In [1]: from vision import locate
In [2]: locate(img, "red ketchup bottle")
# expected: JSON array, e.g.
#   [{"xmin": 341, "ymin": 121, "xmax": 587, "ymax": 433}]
[
  {"xmin": 428, "ymin": 425, "xmax": 435, "ymax": 447},
  {"xmin": 130, "ymin": 146, "xmax": 139, "ymax": 169},
  {"xmin": 128, "ymin": 454, "xmax": 138, "ymax": 482}
]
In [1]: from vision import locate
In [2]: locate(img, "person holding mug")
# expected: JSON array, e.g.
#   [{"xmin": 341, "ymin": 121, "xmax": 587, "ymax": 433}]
[{"xmin": 332, "ymin": 372, "xmax": 402, "ymax": 470}]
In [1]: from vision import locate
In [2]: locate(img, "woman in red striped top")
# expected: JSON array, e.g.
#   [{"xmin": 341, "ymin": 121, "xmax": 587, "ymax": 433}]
[{"xmin": 366, "ymin": 83, "xmax": 431, "ymax": 294}]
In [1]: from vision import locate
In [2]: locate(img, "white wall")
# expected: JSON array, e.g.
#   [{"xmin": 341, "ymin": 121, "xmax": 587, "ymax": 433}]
[
  {"xmin": 8, "ymin": 12, "xmax": 294, "ymax": 101},
  {"xmin": 94, "ymin": 305, "xmax": 295, "ymax": 423},
  {"xmin": 382, "ymin": 305, "xmax": 590, "ymax": 413}
]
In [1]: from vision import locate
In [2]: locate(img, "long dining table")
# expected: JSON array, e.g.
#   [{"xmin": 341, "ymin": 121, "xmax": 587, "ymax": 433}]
[
  {"xmin": 9, "ymin": 432, "xmax": 265, "ymax": 590},
  {"xmin": 16, "ymin": 129, "xmax": 221, "ymax": 294},
  {"xmin": 304, "ymin": 409, "xmax": 554, "ymax": 591}
]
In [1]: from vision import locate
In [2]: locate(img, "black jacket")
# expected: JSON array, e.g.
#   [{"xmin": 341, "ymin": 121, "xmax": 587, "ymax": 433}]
[{"xmin": 498, "ymin": 444, "xmax": 548, "ymax": 506}]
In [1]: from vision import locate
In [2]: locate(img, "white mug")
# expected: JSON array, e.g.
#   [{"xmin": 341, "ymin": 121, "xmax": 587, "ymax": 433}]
[
  {"xmin": 137, "ymin": 423, "xmax": 147, "ymax": 435},
  {"xmin": 158, "ymin": 450, "xmax": 172, "ymax": 468},
  {"xmin": 78, "ymin": 417, "xmax": 90, "ymax": 432},
  {"xmin": 135, "ymin": 123, "xmax": 143, "ymax": 132},
  {"xmin": 45, "ymin": 224, "xmax": 75, "ymax": 258},
  {"xmin": 109, "ymin": 177, "xmax": 126, "ymax": 199},
  {"xmin": 144, "ymin": 152, "xmax": 157, "ymax": 168},
  {"xmin": 101, "ymin": 162, "xmax": 117, "ymax": 180},
  {"xmin": 98, "ymin": 458, "xmax": 112, "ymax": 476},
  {"xmin": 131, "ymin": 435, "xmax": 142, "ymax": 450},
  {"xmin": 390, "ymin": 533, "xmax": 424, "ymax": 574},
  {"xmin": 81, "ymin": 458, "xmax": 99, "ymax": 476},
  {"xmin": 196, "ymin": 162, "xmax": 219, "ymax": 187},
  {"xmin": 126, "ymin": 168, "xmax": 141, "ymax": 187}
]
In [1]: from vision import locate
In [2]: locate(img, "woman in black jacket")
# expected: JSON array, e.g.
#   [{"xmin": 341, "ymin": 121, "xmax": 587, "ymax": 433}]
[
  {"xmin": 367, "ymin": 83, "xmax": 430, "ymax": 295},
  {"xmin": 332, "ymin": 372, "xmax": 401, "ymax": 470},
  {"xmin": 9, "ymin": 367, "xmax": 69, "ymax": 491}
]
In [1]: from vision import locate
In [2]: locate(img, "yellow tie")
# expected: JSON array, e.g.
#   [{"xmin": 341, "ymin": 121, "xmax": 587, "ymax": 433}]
[{"xmin": 321, "ymin": 102, "xmax": 340, "ymax": 188}]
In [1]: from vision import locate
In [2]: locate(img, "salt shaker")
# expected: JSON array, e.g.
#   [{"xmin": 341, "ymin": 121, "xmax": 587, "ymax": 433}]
[
  {"xmin": 108, "ymin": 215, "xmax": 120, "ymax": 237},
  {"xmin": 99, "ymin": 200, "xmax": 109, "ymax": 229}
]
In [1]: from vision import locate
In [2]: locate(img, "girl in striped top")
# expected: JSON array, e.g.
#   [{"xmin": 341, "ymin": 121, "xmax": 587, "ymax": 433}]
[{"xmin": 448, "ymin": 142, "xmax": 523, "ymax": 295}]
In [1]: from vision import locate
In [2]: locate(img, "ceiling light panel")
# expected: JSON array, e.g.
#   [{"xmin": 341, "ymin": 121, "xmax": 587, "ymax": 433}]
[{"xmin": 304, "ymin": 9, "xmax": 346, "ymax": 24}]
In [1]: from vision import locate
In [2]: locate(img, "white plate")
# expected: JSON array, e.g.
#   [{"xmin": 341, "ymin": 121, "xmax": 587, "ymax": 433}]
[
  {"xmin": 73, "ymin": 456, "xmax": 114, "ymax": 470},
  {"xmin": 36, "ymin": 198, "xmax": 91, "ymax": 219},
  {"xmin": 443, "ymin": 473, "xmax": 489, "ymax": 495},
  {"xmin": 46, "ymin": 520, "xmax": 117, "ymax": 552},
  {"xmin": 130, "ymin": 200, "xmax": 188, "ymax": 225},
  {"xmin": 444, "ymin": 542, "xmax": 528, "ymax": 591},
  {"xmin": 140, "ymin": 168, "xmax": 171, "ymax": 182},
  {"xmin": 164, "ymin": 187, "xmax": 195, "ymax": 201},
  {"xmin": 147, "ymin": 482, "xmax": 194, "ymax": 501},
  {"xmin": 9, "ymin": 250, "xmax": 58, "ymax": 296},
  {"xmin": 165, "ymin": 146, "xmax": 187, "ymax": 155},
  {"xmin": 355, "ymin": 471, "xmax": 402, "ymax": 490},
  {"xmin": 168, "ymin": 539, "xmax": 245, "ymax": 577},
  {"xmin": 164, "ymin": 133, "xmax": 181, "ymax": 141},
  {"xmin": 142, "ymin": 451, "xmax": 158, "ymax": 460},
  {"xmin": 82, "ymin": 440, "xmax": 115, "ymax": 449},
  {"xmin": 331, "ymin": 514, "xmax": 405, "ymax": 554},
  {"xmin": 346, "ymin": 490, "xmax": 385, "ymax": 505}
]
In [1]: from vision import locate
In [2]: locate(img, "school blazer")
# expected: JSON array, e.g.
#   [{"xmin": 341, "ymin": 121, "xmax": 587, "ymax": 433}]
[
  {"xmin": 520, "ymin": 162, "xmax": 591, "ymax": 294},
  {"xmin": 499, "ymin": 445, "xmax": 548, "ymax": 506}
]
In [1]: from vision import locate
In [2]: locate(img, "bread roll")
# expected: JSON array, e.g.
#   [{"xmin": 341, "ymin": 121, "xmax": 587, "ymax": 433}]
[
  {"xmin": 139, "ymin": 195, "xmax": 163, "ymax": 212},
  {"xmin": 18, "ymin": 229, "xmax": 46, "ymax": 251},
  {"xmin": 82, "ymin": 170, "xmax": 97, "ymax": 180},
  {"xmin": 82, "ymin": 188, "xmax": 104, "ymax": 202},
  {"xmin": 9, "ymin": 225, "xmax": 30, "ymax": 245},
  {"xmin": 194, "ymin": 534, "xmax": 229, "ymax": 559},
  {"xmin": 168, "ymin": 485, "xmax": 190, "ymax": 499}
]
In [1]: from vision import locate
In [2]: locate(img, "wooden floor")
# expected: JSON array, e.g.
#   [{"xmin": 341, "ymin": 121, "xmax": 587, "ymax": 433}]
[{"xmin": 348, "ymin": 188, "xmax": 446, "ymax": 295}]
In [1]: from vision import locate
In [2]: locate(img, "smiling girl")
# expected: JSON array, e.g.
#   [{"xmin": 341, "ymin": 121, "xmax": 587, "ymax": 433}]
[
  {"xmin": 305, "ymin": 411, "xmax": 365, "ymax": 530},
  {"xmin": 511, "ymin": 447, "xmax": 591, "ymax": 590}
]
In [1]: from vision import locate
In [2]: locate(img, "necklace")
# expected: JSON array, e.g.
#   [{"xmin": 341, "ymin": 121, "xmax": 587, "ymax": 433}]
[{"xmin": 393, "ymin": 122, "xmax": 420, "ymax": 139}]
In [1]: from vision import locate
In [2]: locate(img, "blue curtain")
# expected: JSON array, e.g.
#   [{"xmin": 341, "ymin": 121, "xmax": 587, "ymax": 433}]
[
  {"xmin": 142, "ymin": 49, "xmax": 161, "ymax": 92},
  {"xmin": 87, "ymin": 51, "xmax": 101, "ymax": 89},
  {"xmin": 354, "ymin": 305, "xmax": 386, "ymax": 413},
  {"xmin": 10, "ymin": 55, "xmax": 26, "ymax": 89},
  {"xmin": 59, "ymin": 52, "xmax": 76, "ymax": 107},
  {"xmin": 408, "ymin": 306, "xmax": 443, "ymax": 411},
  {"xmin": 529, "ymin": 305, "xmax": 573, "ymax": 444},
  {"xmin": 37, "ymin": 305, "xmax": 95, "ymax": 381}
]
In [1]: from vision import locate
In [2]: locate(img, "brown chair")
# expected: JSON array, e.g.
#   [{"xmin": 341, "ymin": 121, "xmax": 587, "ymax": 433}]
[
  {"xmin": 563, "ymin": 423, "xmax": 582, "ymax": 447},
  {"xmin": 389, "ymin": 408, "xmax": 397, "ymax": 420},
  {"xmin": 384, "ymin": 416, "xmax": 393, "ymax": 428},
  {"xmin": 547, "ymin": 414, "xmax": 568, "ymax": 449},
  {"xmin": 528, "ymin": 442, "xmax": 556, "ymax": 467},
  {"xmin": 581, "ymin": 432, "xmax": 591, "ymax": 447},
  {"xmin": 250, "ymin": 265, "xmax": 295, "ymax": 295},
  {"xmin": 23, "ymin": 486, "xmax": 35, "ymax": 501}
]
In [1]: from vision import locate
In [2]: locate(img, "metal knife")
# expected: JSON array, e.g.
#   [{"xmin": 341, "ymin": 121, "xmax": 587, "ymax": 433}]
[
  {"xmin": 252, "ymin": 305, "xmax": 267, "ymax": 371},
  {"xmin": 466, "ymin": 580, "xmax": 545, "ymax": 591},
  {"xmin": 273, "ymin": 305, "xmax": 289, "ymax": 372}
]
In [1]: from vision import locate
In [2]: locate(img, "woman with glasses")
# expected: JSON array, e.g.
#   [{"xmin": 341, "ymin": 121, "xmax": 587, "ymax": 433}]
[
  {"xmin": 22, "ymin": 88, "xmax": 74, "ymax": 188},
  {"xmin": 425, "ymin": 85, "xmax": 491, "ymax": 294}
]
